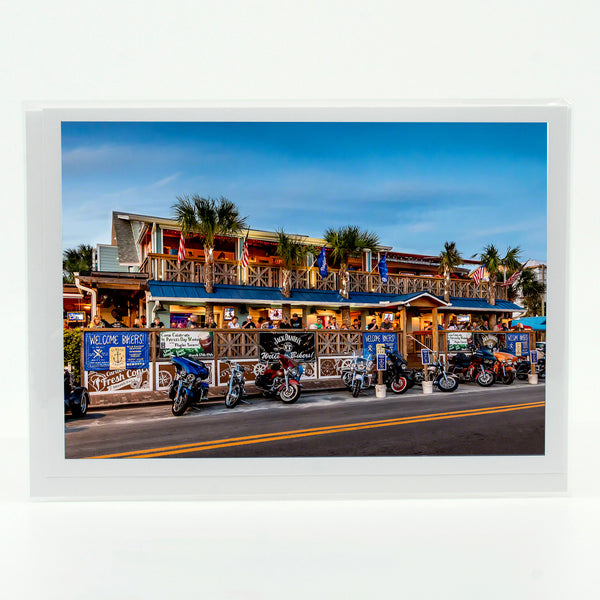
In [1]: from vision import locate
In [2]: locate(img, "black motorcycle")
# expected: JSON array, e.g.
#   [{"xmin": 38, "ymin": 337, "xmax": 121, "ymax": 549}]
[
  {"xmin": 64, "ymin": 369, "xmax": 89, "ymax": 417},
  {"xmin": 413, "ymin": 354, "xmax": 459, "ymax": 392},
  {"xmin": 341, "ymin": 349, "xmax": 410, "ymax": 396},
  {"xmin": 221, "ymin": 359, "xmax": 247, "ymax": 408}
]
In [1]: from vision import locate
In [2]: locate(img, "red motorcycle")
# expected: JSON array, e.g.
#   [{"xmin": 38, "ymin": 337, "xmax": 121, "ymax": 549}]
[
  {"xmin": 447, "ymin": 347, "xmax": 496, "ymax": 387},
  {"xmin": 254, "ymin": 348, "xmax": 304, "ymax": 403}
]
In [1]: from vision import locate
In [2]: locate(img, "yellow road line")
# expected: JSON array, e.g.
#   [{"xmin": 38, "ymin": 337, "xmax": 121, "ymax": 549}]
[{"xmin": 87, "ymin": 400, "xmax": 545, "ymax": 459}]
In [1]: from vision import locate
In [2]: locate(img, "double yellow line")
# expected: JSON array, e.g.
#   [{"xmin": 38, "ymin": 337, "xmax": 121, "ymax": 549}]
[{"xmin": 87, "ymin": 400, "xmax": 545, "ymax": 459}]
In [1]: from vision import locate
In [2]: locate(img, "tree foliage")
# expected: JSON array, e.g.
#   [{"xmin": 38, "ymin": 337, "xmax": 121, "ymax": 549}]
[
  {"xmin": 64, "ymin": 328, "xmax": 83, "ymax": 384},
  {"xmin": 323, "ymin": 225, "xmax": 380, "ymax": 267},
  {"xmin": 63, "ymin": 244, "xmax": 94, "ymax": 283}
]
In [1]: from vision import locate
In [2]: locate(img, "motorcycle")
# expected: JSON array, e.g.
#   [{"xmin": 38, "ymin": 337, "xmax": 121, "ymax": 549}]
[
  {"xmin": 492, "ymin": 350, "xmax": 517, "ymax": 384},
  {"xmin": 515, "ymin": 350, "xmax": 545, "ymax": 380},
  {"xmin": 447, "ymin": 347, "xmax": 496, "ymax": 387},
  {"xmin": 254, "ymin": 348, "xmax": 303, "ymax": 404},
  {"xmin": 168, "ymin": 355, "xmax": 210, "ymax": 416},
  {"xmin": 221, "ymin": 359, "xmax": 247, "ymax": 409},
  {"xmin": 342, "ymin": 352, "xmax": 376, "ymax": 397},
  {"xmin": 341, "ymin": 349, "xmax": 411, "ymax": 397},
  {"xmin": 413, "ymin": 353, "xmax": 460, "ymax": 392},
  {"xmin": 64, "ymin": 368, "xmax": 89, "ymax": 417}
]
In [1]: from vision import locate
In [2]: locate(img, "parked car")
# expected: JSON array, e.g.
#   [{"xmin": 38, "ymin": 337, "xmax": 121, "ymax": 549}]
[{"xmin": 64, "ymin": 369, "xmax": 89, "ymax": 417}]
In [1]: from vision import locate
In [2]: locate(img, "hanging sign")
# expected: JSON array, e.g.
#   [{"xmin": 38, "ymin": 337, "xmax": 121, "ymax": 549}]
[
  {"xmin": 362, "ymin": 332, "xmax": 397, "ymax": 358},
  {"xmin": 84, "ymin": 331, "xmax": 149, "ymax": 372},
  {"xmin": 506, "ymin": 332, "xmax": 530, "ymax": 357}
]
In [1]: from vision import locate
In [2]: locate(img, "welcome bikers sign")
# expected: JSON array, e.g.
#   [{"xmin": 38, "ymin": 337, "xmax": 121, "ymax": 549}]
[{"xmin": 258, "ymin": 331, "xmax": 316, "ymax": 362}]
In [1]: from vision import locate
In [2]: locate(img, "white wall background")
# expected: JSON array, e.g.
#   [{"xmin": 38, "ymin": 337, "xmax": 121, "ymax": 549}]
[{"xmin": 1, "ymin": 1, "xmax": 598, "ymax": 598}]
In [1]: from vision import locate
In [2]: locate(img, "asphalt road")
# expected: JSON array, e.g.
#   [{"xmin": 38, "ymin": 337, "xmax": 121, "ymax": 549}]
[{"xmin": 65, "ymin": 382, "xmax": 545, "ymax": 459}]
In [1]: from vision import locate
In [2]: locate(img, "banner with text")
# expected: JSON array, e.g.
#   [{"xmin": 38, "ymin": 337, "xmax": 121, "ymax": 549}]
[
  {"xmin": 159, "ymin": 330, "xmax": 214, "ymax": 360},
  {"xmin": 362, "ymin": 332, "xmax": 397, "ymax": 358},
  {"xmin": 258, "ymin": 331, "xmax": 316, "ymax": 362},
  {"xmin": 84, "ymin": 331, "xmax": 149, "ymax": 371}
]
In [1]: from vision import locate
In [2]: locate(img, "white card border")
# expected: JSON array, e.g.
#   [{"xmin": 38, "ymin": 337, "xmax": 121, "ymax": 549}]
[{"xmin": 27, "ymin": 101, "xmax": 569, "ymax": 499}]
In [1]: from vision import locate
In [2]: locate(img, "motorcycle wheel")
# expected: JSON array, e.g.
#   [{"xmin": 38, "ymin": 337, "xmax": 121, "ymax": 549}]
[
  {"xmin": 172, "ymin": 390, "xmax": 190, "ymax": 416},
  {"xmin": 501, "ymin": 371, "xmax": 516, "ymax": 385},
  {"xmin": 352, "ymin": 380, "xmax": 361, "ymax": 398},
  {"xmin": 225, "ymin": 385, "xmax": 241, "ymax": 409},
  {"xmin": 476, "ymin": 370, "xmax": 495, "ymax": 387},
  {"xmin": 435, "ymin": 375, "xmax": 459, "ymax": 392},
  {"xmin": 341, "ymin": 371, "xmax": 353, "ymax": 389},
  {"xmin": 515, "ymin": 365, "xmax": 529, "ymax": 381},
  {"xmin": 70, "ymin": 390, "xmax": 89, "ymax": 417},
  {"xmin": 390, "ymin": 377, "xmax": 408, "ymax": 394},
  {"xmin": 279, "ymin": 383, "xmax": 300, "ymax": 404}
]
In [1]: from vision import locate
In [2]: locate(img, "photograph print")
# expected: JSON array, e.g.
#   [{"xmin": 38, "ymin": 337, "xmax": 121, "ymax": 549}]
[{"xmin": 62, "ymin": 118, "xmax": 548, "ymax": 460}]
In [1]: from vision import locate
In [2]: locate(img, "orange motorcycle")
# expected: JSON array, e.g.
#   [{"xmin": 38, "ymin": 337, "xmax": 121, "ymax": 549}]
[{"xmin": 492, "ymin": 350, "xmax": 517, "ymax": 385}]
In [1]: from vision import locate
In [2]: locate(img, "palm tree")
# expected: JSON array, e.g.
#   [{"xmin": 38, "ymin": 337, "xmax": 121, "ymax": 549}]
[
  {"xmin": 514, "ymin": 268, "xmax": 546, "ymax": 316},
  {"xmin": 478, "ymin": 244, "xmax": 502, "ymax": 306},
  {"xmin": 323, "ymin": 226, "xmax": 380, "ymax": 326},
  {"xmin": 500, "ymin": 245, "xmax": 522, "ymax": 284},
  {"xmin": 173, "ymin": 195, "xmax": 247, "ymax": 294},
  {"xmin": 63, "ymin": 244, "xmax": 94, "ymax": 283},
  {"xmin": 438, "ymin": 241, "xmax": 463, "ymax": 303},
  {"xmin": 275, "ymin": 230, "xmax": 310, "ymax": 299}
]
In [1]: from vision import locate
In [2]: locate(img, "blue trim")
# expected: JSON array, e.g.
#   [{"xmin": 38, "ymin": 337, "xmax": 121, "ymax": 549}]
[{"xmin": 148, "ymin": 281, "xmax": 522, "ymax": 311}]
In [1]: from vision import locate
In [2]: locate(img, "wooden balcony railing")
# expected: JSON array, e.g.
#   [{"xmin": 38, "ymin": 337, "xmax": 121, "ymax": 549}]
[{"xmin": 141, "ymin": 253, "xmax": 506, "ymax": 300}]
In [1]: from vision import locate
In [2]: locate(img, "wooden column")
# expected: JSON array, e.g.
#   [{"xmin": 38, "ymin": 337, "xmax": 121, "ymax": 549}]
[{"xmin": 432, "ymin": 307, "xmax": 439, "ymax": 354}]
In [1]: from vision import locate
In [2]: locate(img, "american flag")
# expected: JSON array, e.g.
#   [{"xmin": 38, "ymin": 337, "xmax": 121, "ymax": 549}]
[
  {"xmin": 472, "ymin": 265, "xmax": 485, "ymax": 285},
  {"xmin": 177, "ymin": 233, "xmax": 186, "ymax": 265},
  {"xmin": 240, "ymin": 232, "xmax": 250, "ymax": 268},
  {"xmin": 500, "ymin": 262, "xmax": 527, "ymax": 287}
]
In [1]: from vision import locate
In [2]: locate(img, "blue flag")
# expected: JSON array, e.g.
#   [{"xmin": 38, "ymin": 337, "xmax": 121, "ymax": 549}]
[
  {"xmin": 378, "ymin": 254, "xmax": 389, "ymax": 283},
  {"xmin": 317, "ymin": 247, "xmax": 328, "ymax": 278}
]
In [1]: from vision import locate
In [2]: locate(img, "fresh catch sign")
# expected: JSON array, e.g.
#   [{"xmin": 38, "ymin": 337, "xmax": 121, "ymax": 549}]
[
  {"xmin": 84, "ymin": 331, "xmax": 149, "ymax": 371},
  {"xmin": 447, "ymin": 332, "xmax": 472, "ymax": 351},
  {"xmin": 159, "ymin": 331, "xmax": 214, "ymax": 359},
  {"xmin": 258, "ymin": 332, "xmax": 316, "ymax": 362}
]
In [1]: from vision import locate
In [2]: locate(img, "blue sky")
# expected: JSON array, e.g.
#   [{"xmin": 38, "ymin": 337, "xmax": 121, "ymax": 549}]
[{"xmin": 62, "ymin": 121, "xmax": 547, "ymax": 262}]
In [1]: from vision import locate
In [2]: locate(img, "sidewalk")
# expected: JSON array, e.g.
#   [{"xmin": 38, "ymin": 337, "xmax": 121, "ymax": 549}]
[
  {"xmin": 88, "ymin": 378, "xmax": 348, "ymax": 409},
  {"xmin": 87, "ymin": 378, "xmax": 542, "ymax": 409}
]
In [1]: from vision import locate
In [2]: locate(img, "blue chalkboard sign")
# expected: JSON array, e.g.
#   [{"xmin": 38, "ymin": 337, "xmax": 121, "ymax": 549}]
[
  {"xmin": 362, "ymin": 332, "xmax": 397, "ymax": 358},
  {"xmin": 84, "ymin": 331, "xmax": 149, "ymax": 371},
  {"xmin": 506, "ymin": 332, "xmax": 530, "ymax": 357}
]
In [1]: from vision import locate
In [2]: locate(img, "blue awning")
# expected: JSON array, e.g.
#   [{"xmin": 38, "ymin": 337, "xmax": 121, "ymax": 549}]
[
  {"xmin": 148, "ymin": 281, "xmax": 522, "ymax": 312},
  {"xmin": 510, "ymin": 316, "xmax": 546, "ymax": 331}
]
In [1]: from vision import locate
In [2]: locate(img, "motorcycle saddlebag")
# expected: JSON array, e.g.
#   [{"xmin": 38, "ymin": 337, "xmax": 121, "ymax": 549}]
[
  {"xmin": 454, "ymin": 352, "xmax": 471, "ymax": 366},
  {"xmin": 254, "ymin": 374, "xmax": 267, "ymax": 388}
]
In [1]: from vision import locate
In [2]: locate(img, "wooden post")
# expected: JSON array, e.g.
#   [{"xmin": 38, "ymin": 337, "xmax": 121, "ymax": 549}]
[
  {"xmin": 530, "ymin": 331, "xmax": 536, "ymax": 375},
  {"xmin": 150, "ymin": 330, "xmax": 157, "ymax": 391},
  {"xmin": 80, "ymin": 329, "xmax": 85, "ymax": 387},
  {"xmin": 432, "ymin": 307, "xmax": 439, "ymax": 355}
]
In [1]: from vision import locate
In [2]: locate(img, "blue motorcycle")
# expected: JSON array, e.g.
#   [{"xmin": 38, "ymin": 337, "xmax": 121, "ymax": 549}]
[{"xmin": 168, "ymin": 356, "xmax": 210, "ymax": 416}]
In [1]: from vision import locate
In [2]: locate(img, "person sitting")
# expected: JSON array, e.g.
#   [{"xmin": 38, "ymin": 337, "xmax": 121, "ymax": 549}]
[
  {"xmin": 328, "ymin": 317, "xmax": 339, "ymax": 330},
  {"xmin": 150, "ymin": 316, "xmax": 165, "ymax": 328},
  {"xmin": 242, "ymin": 315, "xmax": 257, "ymax": 329},
  {"xmin": 90, "ymin": 314, "xmax": 104, "ymax": 328},
  {"xmin": 366, "ymin": 318, "xmax": 378, "ymax": 331},
  {"xmin": 205, "ymin": 315, "xmax": 218, "ymax": 329},
  {"xmin": 228, "ymin": 316, "xmax": 241, "ymax": 329},
  {"xmin": 186, "ymin": 315, "xmax": 199, "ymax": 328},
  {"xmin": 380, "ymin": 317, "xmax": 393, "ymax": 330}
]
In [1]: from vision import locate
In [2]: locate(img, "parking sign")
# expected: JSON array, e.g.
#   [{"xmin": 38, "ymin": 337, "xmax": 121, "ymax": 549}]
[
  {"xmin": 421, "ymin": 349, "xmax": 431, "ymax": 365},
  {"xmin": 530, "ymin": 350, "xmax": 538, "ymax": 364},
  {"xmin": 376, "ymin": 354, "xmax": 387, "ymax": 371}
]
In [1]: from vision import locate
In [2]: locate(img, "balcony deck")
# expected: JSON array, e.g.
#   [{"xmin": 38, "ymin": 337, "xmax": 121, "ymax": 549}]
[{"xmin": 140, "ymin": 253, "xmax": 506, "ymax": 300}]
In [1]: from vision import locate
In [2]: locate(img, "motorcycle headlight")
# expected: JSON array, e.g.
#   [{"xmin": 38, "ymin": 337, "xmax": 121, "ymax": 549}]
[
  {"xmin": 186, "ymin": 373, "xmax": 196, "ymax": 385},
  {"xmin": 506, "ymin": 360, "xmax": 513, "ymax": 365},
  {"xmin": 355, "ymin": 362, "xmax": 366, "ymax": 372}
]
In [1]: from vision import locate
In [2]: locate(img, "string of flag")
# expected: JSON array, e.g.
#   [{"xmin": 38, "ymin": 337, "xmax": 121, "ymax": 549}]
[{"xmin": 177, "ymin": 232, "xmax": 186, "ymax": 265}]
